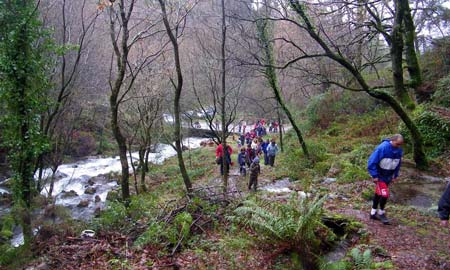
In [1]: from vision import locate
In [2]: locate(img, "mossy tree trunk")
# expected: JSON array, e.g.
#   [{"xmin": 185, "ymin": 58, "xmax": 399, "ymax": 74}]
[
  {"xmin": 256, "ymin": 13, "xmax": 309, "ymax": 157},
  {"xmin": 402, "ymin": 0, "xmax": 424, "ymax": 102},
  {"xmin": 391, "ymin": 0, "xmax": 416, "ymax": 110}
]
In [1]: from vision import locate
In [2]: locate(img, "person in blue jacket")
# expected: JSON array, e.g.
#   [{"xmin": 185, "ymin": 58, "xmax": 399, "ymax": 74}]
[
  {"xmin": 261, "ymin": 139, "xmax": 270, "ymax": 165},
  {"xmin": 367, "ymin": 134, "xmax": 404, "ymax": 225},
  {"xmin": 438, "ymin": 182, "xmax": 450, "ymax": 227},
  {"xmin": 237, "ymin": 147, "xmax": 247, "ymax": 176}
]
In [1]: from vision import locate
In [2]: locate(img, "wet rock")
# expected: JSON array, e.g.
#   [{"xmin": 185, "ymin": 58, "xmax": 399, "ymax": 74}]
[
  {"xmin": 60, "ymin": 190, "xmax": 78, "ymax": 198},
  {"xmin": 84, "ymin": 187, "xmax": 96, "ymax": 194},
  {"xmin": 327, "ymin": 166, "xmax": 341, "ymax": 177},
  {"xmin": 94, "ymin": 207, "xmax": 102, "ymax": 217},
  {"xmin": 323, "ymin": 177, "xmax": 337, "ymax": 184},
  {"xmin": 207, "ymin": 140, "xmax": 215, "ymax": 147},
  {"xmin": 77, "ymin": 200, "xmax": 89, "ymax": 207},
  {"xmin": 87, "ymin": 178, "xmax": 95, "ymax": 186},
  {"xmin": 182, "ymin": 145, "xmax": 189, "ymax": 151},
  {"xmin": 94, "ymin": 195, "xmax": 101, "ymax": 203}
]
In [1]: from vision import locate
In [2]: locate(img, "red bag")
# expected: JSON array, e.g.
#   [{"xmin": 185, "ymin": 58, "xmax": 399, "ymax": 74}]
[{"xmin": 375, "ymin": 181, "xmax": 389, "ymax": 198}]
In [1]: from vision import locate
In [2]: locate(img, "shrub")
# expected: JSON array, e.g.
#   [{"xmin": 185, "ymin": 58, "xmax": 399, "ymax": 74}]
[
  {"xmin": 68, "ymin": 130, "xmax": 96, "ymax": 157},
  {"xmin": 305, "ymin": 90, "xmax": 379, "ymax": 129},
  {"xmin": 0, "ymin": 215, "xmax": 14, "ymax": 239},
  {"xmin": 432, "ymin": 74, "xmax": 450, "ymax": 107},
  {"xmin": 399, "ymin": 106, "xmax": 450, "ymax": 158},
  {"xmin": 133, "ymin": 211, "xmax": 193, "ymax": 250},
  {"xmin": 94, "ymin": 201, "xmax": 128, "ymax": 232}
]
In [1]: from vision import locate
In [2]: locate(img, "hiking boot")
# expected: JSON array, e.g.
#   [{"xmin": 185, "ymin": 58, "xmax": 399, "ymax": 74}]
[
  {"xmin": 378, "ymin": 214, "xmax": 391, "ymax": 225},
  {"xmin": 370, "ymin": 214, "xmax": 379, "ymax": 220}
]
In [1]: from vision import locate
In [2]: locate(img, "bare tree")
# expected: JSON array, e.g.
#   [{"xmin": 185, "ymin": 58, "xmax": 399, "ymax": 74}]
[
  {"xmin": 123, "ymin": 76, "xmax": 164, "ymax": 193},
  {"xmin": 107, "ymin": 0, "xmax": 164, "ymax": 201},
  {"xmin": 157, "ymin": 0, "xmax": 197, "ymax": 194},
  {"xmin": 36, "ymin": 0, "xmax": 99, "ymax": 193}
]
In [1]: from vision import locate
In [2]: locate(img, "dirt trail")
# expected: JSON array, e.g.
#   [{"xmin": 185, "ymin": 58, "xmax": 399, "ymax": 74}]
[{"xmin": 335, "ymin": 208, "xmax": 450, "ymax": 270}]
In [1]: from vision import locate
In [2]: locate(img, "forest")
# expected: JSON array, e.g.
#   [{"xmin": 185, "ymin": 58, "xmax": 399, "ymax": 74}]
[{"xmin": 0, "ymin": 0, "xmax": 449, "ymax": 269}]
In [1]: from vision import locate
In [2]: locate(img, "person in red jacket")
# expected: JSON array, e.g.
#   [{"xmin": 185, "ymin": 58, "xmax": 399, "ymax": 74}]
[
  {"xmin": 216, "ymin": 143, "xmax": 233, "ymax": 176},
  {"xmin": 215, "ymin": 142, "xmax": 233, "ymax": 158}
]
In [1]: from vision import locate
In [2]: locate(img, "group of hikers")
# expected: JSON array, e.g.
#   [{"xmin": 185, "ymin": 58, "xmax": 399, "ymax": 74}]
[
  {"xmin": 236, "ymin": 119, "xmax": 279, "ymax": 136},
  {"xmin": 215, "ymin": 130, "xmax": 450, "ymax": 227},
  {"xmin": 215, "ymin": 119, "xmax": 280, "ymax": 191}
]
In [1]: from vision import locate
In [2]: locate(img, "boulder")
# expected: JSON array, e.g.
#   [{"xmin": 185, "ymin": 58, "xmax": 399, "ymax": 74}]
[
  {"xmin": 182, "ymin": 145, "xmax": 189, "ymax": 151},
  {"xmin": 60, "ymin": 190, "xmax": 78, "ymax": 198},
  {"xmin": 84, "ymin": 187, "xmax": 96, "ymax": 195},
  {"xmin": 94, "ymin": 195, "xmax": 101, "ymax": 203},
  {"xmin": 77, "ymin": 200, "xmax": 89, "ymax": 207},
  {"xmin": 87, "ymin": 179, "xmax": 95, "ymax": 186}
]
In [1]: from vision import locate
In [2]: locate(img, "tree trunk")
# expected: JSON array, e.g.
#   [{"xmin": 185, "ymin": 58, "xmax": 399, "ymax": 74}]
[
  {"xmin": 110, "ymin": 101, "xmax": 130, "ymax": 201},
  {"xmin": 391, "ymin": 0, "xmax": 415, "ymax": 110},
  {"xmin": 139, "ymin": 148, "xmax": 148, "ymax": 192},
  {"xmin": 277, "ymin": 108, "xmax": 284, "ymax": 152},
  {"xmin": 220, "ymin": 0, "xmax": 229, "ymax": 194},
  {"xmin": 128, "ymin": 145, "xmax": 138, "ymax": 195},
  {"xmin": 402, "ymin": 0, "xmax": 424, "ymax": 102},
  {"xmin": 159, "ymin": 0, "xmax": 192, "ymax": 194}
]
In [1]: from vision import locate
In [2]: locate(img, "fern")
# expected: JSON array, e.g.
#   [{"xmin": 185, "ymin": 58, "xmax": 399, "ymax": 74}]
[
  {"xmin": 228, "ymin": 194, "xmax": 329, "ymax": 269},
  {"xmin": 350, "ymin": 247, "xmax": 373, "ymax": 270}
]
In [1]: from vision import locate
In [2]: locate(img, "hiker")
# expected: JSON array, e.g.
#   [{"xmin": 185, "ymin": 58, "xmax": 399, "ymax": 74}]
[
  {"xmin": 248, "ymin": 157, "xmax": 261, "ymax": 191},
  {"xmin": 239, "ymin": 134, "xmax": 245, "ymax": 147},
  {"xmin": 245, "ymin": 132, "xmax": 251, "ymax": 145},
  {"xmin": 238, "ymin": 147, "xmax": 247, "ymax": 176},
  {"xmin": 438, "ymin": 182, "xmax": 450, "ymax": 227},
  {"xmin": 266, "ymin": 139, "xmax": 279, "ymax": 167},
  {"xmin": 272, "ymin": 121, "xmax": 278, "ymax": 133},
  {"xmin": 251, "ymin": 138, "xmax": 259, "ymax": 152},
  {"xmin": 245, "ymin": 143, "xmax": 255, "ymax": 168},
  {"xmin": 261, "ymin": 139, "xmax": 270, "ymax": 165},
  {"xmin": 242, "ymin": 121, "xmax": 247, "ymax": 134},
  {"xmin": 367, "ymin": 134, "xmax": 404, "ymax": 225},
  {"xmin": 216, "ymin": 143, "xmax": 233, "ymax": 176}
]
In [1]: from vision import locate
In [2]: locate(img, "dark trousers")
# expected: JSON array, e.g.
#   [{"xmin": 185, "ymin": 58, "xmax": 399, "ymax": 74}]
[
  {"xmin": 239, "ymin": 164, "xmax": 246, "ymax": 176},
  {"xmin": 268, "ymin": 155, "xmax": 276, "ymax": 167},
  {"xmin": 263, "ymin": 153, "xmax": 269, "ymax": 165},
  {"xmin": 372, "ymin": 194, "xmax": 388, "ymax": 210},
  {"xmin": 248, "ymin": 176, "xmax": 258, "ymax": 191},
  {"xmin": 220, "ymin": 162, "xmax": 230, "ymax": 176}
]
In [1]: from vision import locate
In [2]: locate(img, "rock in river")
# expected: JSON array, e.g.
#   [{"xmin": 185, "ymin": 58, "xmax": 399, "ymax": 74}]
[
  {"xmin": 77, "ymin": 200, "xmax": 89, "ymax": 208},
  {"xmin": 84, "ymin": 187, "xmax": 96, "ymax": 195},
  {"xmin": 60, "ymin": 190, "xmax": 78, "ymax": 198}
]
